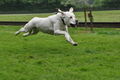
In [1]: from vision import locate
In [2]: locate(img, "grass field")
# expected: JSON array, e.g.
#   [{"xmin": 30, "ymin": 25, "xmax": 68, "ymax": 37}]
[
  {"xmin": 0, "ymin": 25, "xmax": 120, "ymax": 80},
  {"xmin": 0, "ymin": 10, "xmax": 120, "ymax": 22}
]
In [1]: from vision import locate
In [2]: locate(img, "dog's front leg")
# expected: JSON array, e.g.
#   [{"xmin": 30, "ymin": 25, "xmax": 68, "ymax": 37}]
[
  {"xmin": 54, "ymin": 29, "xmax": 78, "ymax": 46},
  {"xmin": 64, "ymin": 25, "xmax": 68, "ymax": 32}
]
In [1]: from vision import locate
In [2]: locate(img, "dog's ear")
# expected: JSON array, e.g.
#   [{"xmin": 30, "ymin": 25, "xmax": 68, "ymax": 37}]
[
  {"xmin": 61, "ymin": 12, "xmax": 65, "ymax": 18},
  {"xmin": 58, "ymin": 9, "xmax": 62, "ymax": 12},
  {"xmin": 69, "ymin": 7, "xmax": 74, "ymax": 13},
  {"xmin": 57, "ymin": 8, "xmax": 65, "ymax": 18}
]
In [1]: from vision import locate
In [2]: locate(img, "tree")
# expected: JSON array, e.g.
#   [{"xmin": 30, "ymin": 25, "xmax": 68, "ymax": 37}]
[
  {"xmin": 0, "ymin": 0, "xmax": 119, "ymax": 12},
  {"xmin": 101, "ymin": 0, "xmax": 120, "ymax": 9}
]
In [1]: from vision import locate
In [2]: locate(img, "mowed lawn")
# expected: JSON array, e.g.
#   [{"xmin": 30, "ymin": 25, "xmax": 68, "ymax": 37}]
[{"xmin": 0, "ymin": 25, "xmax": 120, "ymax": 80}]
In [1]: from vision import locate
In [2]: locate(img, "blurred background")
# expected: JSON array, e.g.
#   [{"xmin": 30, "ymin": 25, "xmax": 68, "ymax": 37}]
[
  {"xmin": 0, "ymin": 0, "xmax": 119, "ymax": 23},
  {"xmin": 0, "ymin": 0, "xmax": 119, "ymax": 13}
]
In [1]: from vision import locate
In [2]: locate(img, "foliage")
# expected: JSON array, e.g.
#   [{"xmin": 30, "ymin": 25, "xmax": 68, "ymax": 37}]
[
  {"xmin": 0, "ymin": 25, "xmax": 120, "ymax": 80},
  {"xmin": 101, "ymin": 0, "xmax": 120, "ymax": 9},
  {"xmin": 0, "ymin": 0, "xmax": 120, "ymax": 12}
]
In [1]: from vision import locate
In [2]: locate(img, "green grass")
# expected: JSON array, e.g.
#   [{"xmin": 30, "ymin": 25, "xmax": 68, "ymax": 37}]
[
  {"xmin": 0, "ymin": 10, "xmax": 120, "ymax": 22},
  {"xmin": 0, "ymin": 13, "xmax": 52, "ymax": 21},
  {"xmin": 0, "ymin": 25, "xmax": 120, "ymax": 80}
]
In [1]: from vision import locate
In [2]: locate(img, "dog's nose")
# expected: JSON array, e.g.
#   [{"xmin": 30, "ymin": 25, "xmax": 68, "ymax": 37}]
[
  {"xmin": 75, "ymin": 20, "xmax": 78, "ymax": 22},
  {"xmin": 75, "ymin": 20, "xmax": 79, "ymax": 24}
]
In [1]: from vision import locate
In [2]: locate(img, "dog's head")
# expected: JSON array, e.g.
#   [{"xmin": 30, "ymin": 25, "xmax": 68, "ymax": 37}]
[{"xmin": 57, "ymin": 7, "xmax": 79, "ymax": 27}]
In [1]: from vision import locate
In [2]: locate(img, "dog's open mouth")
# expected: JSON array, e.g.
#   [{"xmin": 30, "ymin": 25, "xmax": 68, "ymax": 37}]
[
  {"xmin": 70, "ymin": 20, "xmax": 79, "ymax": 28},
  {"xmin": 70, "ymin": 23, "xmax": 77, "ymax": 28}
]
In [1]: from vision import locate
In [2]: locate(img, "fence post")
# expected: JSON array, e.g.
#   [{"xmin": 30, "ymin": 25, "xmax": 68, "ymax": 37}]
[
  {"xmin": 88, "ymin": 6, "xmax": 94, "ymax": 32},
  {"xmin": 84, "ymin": 7, "xmax": 88, "ymax": 32}
]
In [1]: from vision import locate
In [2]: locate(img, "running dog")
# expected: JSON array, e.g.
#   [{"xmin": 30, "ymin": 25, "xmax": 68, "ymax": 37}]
[{"xmin": 15, "ymin": 7, "xmax": 78, "ymax": 46}]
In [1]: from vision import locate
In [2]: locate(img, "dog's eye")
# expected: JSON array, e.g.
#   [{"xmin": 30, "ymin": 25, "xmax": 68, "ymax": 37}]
[{"xmin": 70, "ymin": 16, "xmax": 72, "ymax": 18}]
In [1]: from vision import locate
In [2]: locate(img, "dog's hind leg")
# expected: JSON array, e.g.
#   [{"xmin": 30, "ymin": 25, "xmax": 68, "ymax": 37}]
[
  {"xmin": 23, "ymin": 27, "xmax": 39, "ymax": 37},
  {"xmin": 22, "ymin": 30, "xmax": 32, "ymax": 37},
  {"xmin": 30, "ymin": 27, "xmax": 39, "ymax": 35},
  {"xmin": 15, "ymin": 22, "xmax": 35, "ymax": 36},
  {"xmin": 15, "ymin": 27, "xmax": 28, "ymax": 36}
]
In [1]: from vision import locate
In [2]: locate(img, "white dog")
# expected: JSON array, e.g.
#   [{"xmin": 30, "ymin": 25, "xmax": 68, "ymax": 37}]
[{"xmin": 15, "ymin": 7, "xmax": 78, "ymax": 46}]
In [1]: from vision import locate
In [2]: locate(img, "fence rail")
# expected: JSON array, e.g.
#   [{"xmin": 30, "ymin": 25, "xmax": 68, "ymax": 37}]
[{"xmin": 0, "ymin": 21, "xmax": 119, "ymax": 28}]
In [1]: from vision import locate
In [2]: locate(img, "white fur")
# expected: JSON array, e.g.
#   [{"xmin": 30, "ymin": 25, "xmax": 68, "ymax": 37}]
[{"xmin": 15, "ymin": 7, "xmax": 78, "ymax": 46}]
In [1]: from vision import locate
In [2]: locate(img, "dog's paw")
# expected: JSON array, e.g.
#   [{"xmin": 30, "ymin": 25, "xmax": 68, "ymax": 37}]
[
  {"xmin": 73, "ymin": 42, "xmax": 78, "ymax": 46},
  {"xmin": 15, "ymin": 31, "xmax": 19, "ymax": 36}
]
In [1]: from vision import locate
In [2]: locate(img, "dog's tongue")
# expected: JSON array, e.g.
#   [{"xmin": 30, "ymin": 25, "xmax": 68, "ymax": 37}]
[{"xmin": 75, "ymin": 25, "xmax": 77, "ymax": 28}]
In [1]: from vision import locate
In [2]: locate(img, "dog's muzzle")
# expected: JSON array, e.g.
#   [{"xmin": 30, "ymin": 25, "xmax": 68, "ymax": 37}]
[{"xmin": 70, "ymin": 20, "xmax": 79, "ymax": 28}]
